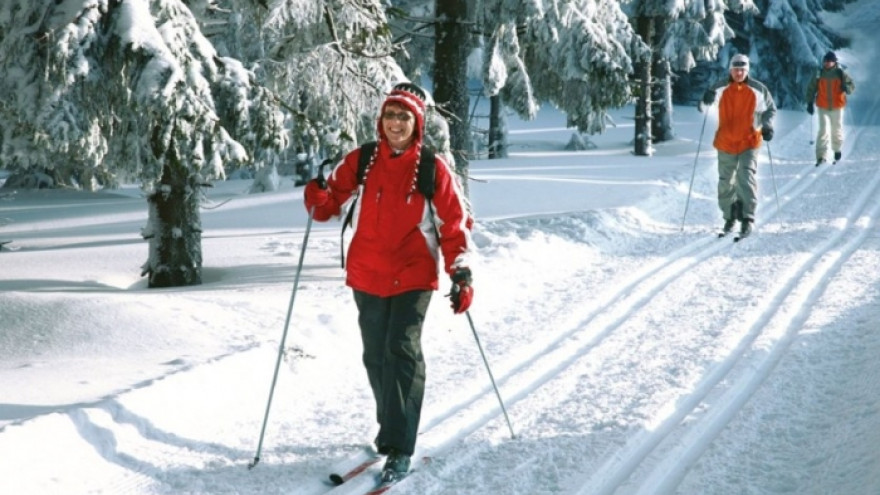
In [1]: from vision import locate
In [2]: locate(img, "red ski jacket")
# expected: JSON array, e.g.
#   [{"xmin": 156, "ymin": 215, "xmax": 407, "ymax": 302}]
[{"xmin": 307, "ymin": 140, "xmax": 473, "ymax": 297}]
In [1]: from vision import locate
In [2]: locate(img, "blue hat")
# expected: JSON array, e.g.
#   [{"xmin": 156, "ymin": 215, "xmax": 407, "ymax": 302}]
[{"xmin": 823, "ymin": 51, "xmax": 837, "ymax": 62}]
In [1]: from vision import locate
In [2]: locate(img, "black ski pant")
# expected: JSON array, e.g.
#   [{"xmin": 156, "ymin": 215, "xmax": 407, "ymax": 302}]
[{"xmin": 353, "ymin": 289, "xmax": 432, "ymax": 457}]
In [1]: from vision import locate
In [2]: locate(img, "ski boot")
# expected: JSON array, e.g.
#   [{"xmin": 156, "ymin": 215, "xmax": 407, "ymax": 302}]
[{"xmin": 380, "ymin": 449, "xmax": 410, "ymax": 483}]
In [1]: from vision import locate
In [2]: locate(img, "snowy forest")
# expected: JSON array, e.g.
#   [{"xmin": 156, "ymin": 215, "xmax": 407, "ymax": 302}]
[{"xmin": 0, "ymin": 0, "xmax": 854, "ymax": 287}]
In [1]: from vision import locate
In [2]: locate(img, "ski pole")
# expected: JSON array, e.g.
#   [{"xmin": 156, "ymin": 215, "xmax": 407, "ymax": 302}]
[
  {"xmin": 766, "ymin": 142, "xmax": 781, "ymax": 215},
  {"xmin": 809, "ymin": 110, "xmax": 814, "ymax": 145},
  {"xmin": 249, "ymin": 159, "xmax": 331, "ymax": 470},
  {"xmin": 680, "ymin": 109, "xmax": 710, "ymax": 231},
  {"xmin": 465, "ymin": 311, "xmax": 516, "ymax": 439}
]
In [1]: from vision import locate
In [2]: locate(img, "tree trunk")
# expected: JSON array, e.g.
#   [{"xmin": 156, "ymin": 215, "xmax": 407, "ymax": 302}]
[
  {"xmin": 651, "ymin": 18, "xmax": 675, "ymax": 142},
  {"xmin": 634, "ymin": 16, "xmax": 654, "ymax": 157},
  {"xmin": 143, "ymin": 145, "xmax": 203, "ymax": 288},
  {"xmin": 488, "ymin": 95, "xmax": 506, "ymax": 159},
  {"xmin": 651, "ymin": 57, "xmax": 674, "ymax": 142},
  {"xmin": 433, "ymin": 0, "xmax": 471, "ymax": 195}
]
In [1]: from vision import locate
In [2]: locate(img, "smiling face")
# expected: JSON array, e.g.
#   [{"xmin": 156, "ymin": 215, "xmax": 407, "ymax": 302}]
[{"xmin": 381, "ymin": 103, "xmax": 416, "ymax": 150}]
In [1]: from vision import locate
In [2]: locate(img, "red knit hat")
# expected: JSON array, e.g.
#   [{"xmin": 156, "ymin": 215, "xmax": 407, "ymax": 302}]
[
  {"xmin": 377, "ymin": 82, "xmax": 428, "ymax": 141},
  {"xmin": 362, "ymin": 82, "xmax": 433, "ymax": 195}
]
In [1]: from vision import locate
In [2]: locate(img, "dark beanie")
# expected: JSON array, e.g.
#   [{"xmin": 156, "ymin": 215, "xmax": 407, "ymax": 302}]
[{"xmin": 823, "ymin": 51, "xmax": 837, "ymax": 62}]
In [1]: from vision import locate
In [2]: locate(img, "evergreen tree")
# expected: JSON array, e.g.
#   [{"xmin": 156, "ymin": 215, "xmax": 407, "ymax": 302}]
[
  {"xmin": 393, "ymin": 1, "xmax": 648, "ymax": 158},
  {"xmin": 0, "ymin": 0, "xmax": 405, "ymax": 288},
  {"xmin": 675, "ymin": 0, "xmax": 853, "ymax": 109},
  {"xmin": 385, "ymin": 0, "xmax": 437, "ymax": 84},
  {"xmin": 480, "ymin": 0, "xmax": 647, "ymax": 138},
  {"xmin": 196, "ymin": 0, "xmax": 406, "ymax": 190},
  {"xmin": 632, "ymin": 14, "xmax": 656, "ymax": 156},
  {"xmin": 624, "ymin": 0, "xmax": 757, "ymax": 154},
  {"xmin": 386, "ymin": 1, "xmax": 646, "ymax": 158},
  {"xmin": 733, "ymin": 0, "xmax": 851, "ymax": 108},
  {"xmin": 0, "ymin": 0, "xmax": 288, "ymax": 287}
]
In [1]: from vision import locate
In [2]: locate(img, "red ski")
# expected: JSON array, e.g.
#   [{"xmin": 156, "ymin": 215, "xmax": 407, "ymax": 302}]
[{"xmin": 328, "ymin": 455, "xmax": 383, "ymax": 485}]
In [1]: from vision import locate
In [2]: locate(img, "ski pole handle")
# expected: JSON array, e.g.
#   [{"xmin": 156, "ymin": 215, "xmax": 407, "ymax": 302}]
[{"xmin": 315, "ymin": 157, "xmax": 334, "ymax": 189}]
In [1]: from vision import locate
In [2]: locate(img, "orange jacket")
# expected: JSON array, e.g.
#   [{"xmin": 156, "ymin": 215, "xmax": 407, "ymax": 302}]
[
  {"xmin": 706, "ymin": 78, "xmax": 776, "ymax": 155},
  {"xmin": 807, "ymin": 67, "xmax": 854, "ymax": 110}
]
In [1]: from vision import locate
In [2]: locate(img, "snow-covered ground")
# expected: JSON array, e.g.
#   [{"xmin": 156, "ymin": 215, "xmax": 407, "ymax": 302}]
[{"xmin": 3, "ymin": 2, "xmax": 880, "ymax": 494}]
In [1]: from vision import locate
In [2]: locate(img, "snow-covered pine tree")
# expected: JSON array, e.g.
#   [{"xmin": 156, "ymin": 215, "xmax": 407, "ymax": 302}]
[
  {"xmin": 632, "ymin": 13, "xmax": 655, "ymax": 156},
  {"xmin": 384, "ymin": 0, "xmax": 436, "ymax": 82},
  {"xmin": 0, "ymin": 0, "xmax": 286, "ymax": 287},
  {"xmin": 730, "ymin": 0, "xmax": 851, "ymax": 108},
  {"xmin": 624, "ymin": 0, "xmax": 757, "ymax": 154},
  {"xmin": 383, "ymin": 1, "xmax": 644, "ymax": 160},
  {"xmin": 480, "ymin": 0, "xmax": 647, "ymax": 138},
  {"xmin": 261, "ymin": 0, "xmax": 464, "ymax": 189},
  {"xmin": 204, "ymin": 0, "xmax": 406, "ymax": 187},
  {"xmin": 674, "ymin": 0, "xmax": 852, "ymax": 108}
]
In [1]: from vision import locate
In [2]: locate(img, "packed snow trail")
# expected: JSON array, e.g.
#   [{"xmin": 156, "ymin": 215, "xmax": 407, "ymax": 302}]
[
  {"xmin": 319, "ymin": 139, "xmax": 879, "ymax": 495},
  {"xmin": 574, "ymin": 129, "xmax": 880, "ymax": 494},
  {"xmin": 233, "ymin": 164, "xmax": 807, "ymax": 495},
  {"xmin": 274, "ymin": 118, "xmax": 880, "ymax": 495},
  {"xmin": 302, "ymin": 166, "xmax": 829, "ymax": 495},
  {"xmin": 4, "ymin": 4, "xmax": 880, "ymax": 492},
  {"xmin": 3, "ymin": 114, "xmax": 878, "ymax": 495},
  {"xmin": 632, "ymin": 157, "xmax": 880, "ymax": 494},
  {"xmin": 389, "ymin": 77, "xmax": 880, "ymax": 495}
]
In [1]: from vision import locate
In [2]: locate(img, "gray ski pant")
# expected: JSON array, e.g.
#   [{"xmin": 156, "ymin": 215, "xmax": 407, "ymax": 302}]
[
  {"xmin": 717, "ymin": 148, "xmax": 759, "ymax": 221},
  {"xmin": 353, "ymin": 289, "xmax": 432, "ymax": 457}
]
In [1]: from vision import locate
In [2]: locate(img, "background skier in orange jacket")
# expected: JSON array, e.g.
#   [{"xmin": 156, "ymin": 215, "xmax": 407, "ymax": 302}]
[{"xmin": 806, "ymin": 51, "xmax": 855, "ymax": 166}]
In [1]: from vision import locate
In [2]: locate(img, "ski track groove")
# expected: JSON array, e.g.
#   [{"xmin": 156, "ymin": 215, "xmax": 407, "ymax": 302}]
[
  {"xmin": 313, "ymin": 128, "xmax": 871, "ymax": 494},
  {"xmin": 611, "ymin": 99, "xmax": 880, "ymax": 493},
  {"xmin": 372, "ymin": 126, "xmax": 878, "ymax": 493},
  {"xmin": 67, "ymin": 408, "xmax": 159, "ymax": 495},
  {"xmin": 314, "ymin": 220, "xmax": 736, "ymax": 494},
  {"xmin": 632, "ymin": 170, "xmax": 880, "ymax": 494},
  {"xmin": 579, "ymin": 128, "xmax": 880, "ymax": 495}
]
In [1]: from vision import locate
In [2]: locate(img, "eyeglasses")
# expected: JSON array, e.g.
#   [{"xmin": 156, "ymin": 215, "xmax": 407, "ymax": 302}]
[{"xmin": 382, "ymin": 111, "xmax": 413, "ymax": 123}]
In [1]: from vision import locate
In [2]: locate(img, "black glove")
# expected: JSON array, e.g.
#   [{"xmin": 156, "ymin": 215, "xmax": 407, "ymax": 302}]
[
  {"xmin": 807, "ymin": 102, "xmax": 814, "ymax": 115},
  {"xmin": 701, "ymin": 90, "xmax": 715, "ymax": 106},
  {"xmin": 448, "ymin": 268, "xmax": 473, "ymax": 314},
  {"xmin": 762, "ymin": 126, "xmax": 774, "ymax": 142}
]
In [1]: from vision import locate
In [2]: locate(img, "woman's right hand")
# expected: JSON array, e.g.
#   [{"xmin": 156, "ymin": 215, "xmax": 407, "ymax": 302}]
[{"xmin": 304, "ymin": 179, "xmax": 329, "ymax": 209}]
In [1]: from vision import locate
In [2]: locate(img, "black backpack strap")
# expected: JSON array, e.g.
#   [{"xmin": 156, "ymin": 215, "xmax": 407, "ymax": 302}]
[
  {"xmin": 417, "ymin": 147, "xmax": 436, "ymax": 199},
  {"xmin": 418, "ymin": 148, "xmax": 440, "ymax": 240},
  {"xmin": 357, "ymin": 142, "xmax": 377, "ymax": 184},
  {"xmin": 340, "ymin": 142, "xmax": 376, "ymax": 268},
  {"xmin": 837, "ymin": 67, "xmax": 850, "ymax": 93}
]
